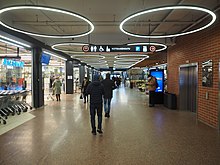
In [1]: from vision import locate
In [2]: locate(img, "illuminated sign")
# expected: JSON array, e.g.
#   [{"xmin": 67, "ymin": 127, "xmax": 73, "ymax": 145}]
[
  {"xmin": 150, "ymin": 70, "xmax": 164, "ymax": 93},
  {"xmin": 82, "ymin": 45, "xmax": 156, "ymax": 53},
  {"xmin": 2, "ymin": 58, "xmax": 24, "ymax": 68}
]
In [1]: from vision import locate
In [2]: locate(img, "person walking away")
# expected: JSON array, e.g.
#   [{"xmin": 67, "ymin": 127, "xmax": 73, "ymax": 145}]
[
  {"xmin": 81, "ymin": 77, "xmax": 90, "ymax": 103},
  {"xmin": 146, "ymin": 74, "xmax": 157, "ymax": 107},
  {"xmin": 52, "ymin": 77, "xmax": 62, "ymax": 101},
  {"xmin": 86, "ymin": 75, "xmax": 104, "ymax": 135},
  {"xmin": 101, "ymin": 73, "xmax": 116, "ymax": 118}
]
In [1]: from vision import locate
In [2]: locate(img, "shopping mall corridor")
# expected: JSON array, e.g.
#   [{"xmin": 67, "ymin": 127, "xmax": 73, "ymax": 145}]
[{"xmin": 0, "ymin": 87, "xmax": 220, "ymax": 165}]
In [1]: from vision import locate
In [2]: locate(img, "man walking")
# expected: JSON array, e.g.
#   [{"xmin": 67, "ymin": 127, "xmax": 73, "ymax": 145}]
[
  {"xmin": 86, "ymin": 75, "xmax": 105, "ymax": 135},
  {"xmin": 101, "ymin": 73, "xmax": 116, "ymax": 118}
]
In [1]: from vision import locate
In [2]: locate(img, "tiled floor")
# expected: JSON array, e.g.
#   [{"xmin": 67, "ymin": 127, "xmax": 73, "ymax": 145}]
[{"xmin": 0, "ymin": 87, "xmax": 220, "ymax": 165}]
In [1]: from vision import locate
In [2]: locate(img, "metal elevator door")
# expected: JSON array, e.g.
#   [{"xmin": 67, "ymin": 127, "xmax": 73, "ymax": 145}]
[{"xmin": 179, "ymin": 65, "xmax": 198, "ymax": 112}]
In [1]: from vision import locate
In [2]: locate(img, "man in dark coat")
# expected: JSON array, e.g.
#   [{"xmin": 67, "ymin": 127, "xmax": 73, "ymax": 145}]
[
  {"xmin": 86, "ymin": 75, "xmax": 105, "ymax": 135},
  {"xmin": 101, "ymin": 73, "xmax": 116, "ymax": 118}
]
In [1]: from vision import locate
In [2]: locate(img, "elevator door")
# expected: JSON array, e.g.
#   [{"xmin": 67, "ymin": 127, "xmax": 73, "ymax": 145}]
[
  {"xmin": 218, "ymin": 61, "xmax": 220, "ymax": 131},
  {"xmin": 179, "ymin": 65, "xmax": 198, "ymax": 112}
]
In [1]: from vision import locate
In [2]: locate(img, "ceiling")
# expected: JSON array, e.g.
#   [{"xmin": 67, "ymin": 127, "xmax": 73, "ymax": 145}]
[{"xmin": 0, "ymin": 0, "xmax": 219, "ymax": 69}]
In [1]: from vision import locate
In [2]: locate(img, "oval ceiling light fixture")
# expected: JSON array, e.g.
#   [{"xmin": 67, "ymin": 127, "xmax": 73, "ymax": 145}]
[
  {"xmin": 52, "ymin": 42, "xmax": 89, "ymax": 53},
  {"xmin": 82, "ymin": 60, "xmax": 107, "ymax": 64},
  {"xmin": 127, "ymin": 42, "xmax": 167, "ymax": 52},
  {"xmin": 71, "ymin": 54, "xmax": 105, "ymax": 59},
  {"xmin": 120, "ymin": 6, "xmax": 216, "ymax": 38},
  {"xmin": 114, "ymin": 61, "xmax": 136, "ymax": 64},
  {"xmin": 0, "ymin": 5, "xmax": 94, "ymax": 38},
  {"xmin": 115, "ymin": 54, "xmax": 149, "ymax": 59},
  {"xmin": 87, "ymin": 61, "xmax": 107, "ymax": 65},
  {"xmin": 114, "ymin": 59, "xmax": 140, "ymax": 63}
]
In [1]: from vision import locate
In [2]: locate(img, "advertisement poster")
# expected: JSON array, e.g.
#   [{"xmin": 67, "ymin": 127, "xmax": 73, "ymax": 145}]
[
  {"xmin": 202, "ymin": 60, "xmax": 213, "ymax": 87},
  {"xmin": 150, "ymin": 70, "xmax": 164, "ymax": 92}
]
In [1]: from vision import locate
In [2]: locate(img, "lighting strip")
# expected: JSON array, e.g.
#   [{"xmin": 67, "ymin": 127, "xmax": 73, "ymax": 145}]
[
  {"xmin": 115, "ymin": 54, "xmax": 149, "ymax": 59},
  {"xmin": 87, "ymin": 61, "xmax": 107, "ymax": 65},
  {"xmin": 115, "ymin": 59, "xmax": 140, "ymax": 62},
  {"xmin": 52, "ymin": 42, "xmax": 89, "ymax": 53},
  {"xmin": 71, "ymin": 54, "xmax": 105, "ymax": 59},
  {"xmin": 127, "ymin": 42, "xmax": 167, "ymax": 52},
  {"xmin": 0, "ymin": 35, "xmax": 31, "ymax": 48},
  {"xmin": 0, "ymin": 5, "xmax": 94, "ymax": 38},
  {"xmin": 0, "ymin": 53, "xmax": 32, "ymax": 56},
  {"xmin": 43, "ymin": 51, "xmax": 67, "ymax": 61},
  {"xmin": 128, "ymin": 56, "xmax": 149, "ymax": 68},
  {"xmin": 120, "ymin": 6, "xmax": 216, "ymax": 38},
  {"xmin": 81, "ymin": 60, "xmax": 107, "ymax": 63},
  {"xmin": 0, "ymin": 39, "xmax": 24, "ymax": 48},
  {"xmin": 114, "ymin": 60, "xmax": 135, "ymax": 64}
]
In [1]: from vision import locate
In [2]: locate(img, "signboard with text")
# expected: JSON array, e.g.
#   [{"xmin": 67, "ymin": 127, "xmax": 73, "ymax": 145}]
[
  {"xmin": 82, "ymin": 45, "xmax": 156, "ymax": 53},
  {"xmin": 2, "ymin": 58, "xmax": 24, "ymax": 68}
]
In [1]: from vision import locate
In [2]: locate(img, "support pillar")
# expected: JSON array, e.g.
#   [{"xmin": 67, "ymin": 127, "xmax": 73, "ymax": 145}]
[
  {"xmin": 79, "ymin": 65, "xmax": 85, "ymax": 85},
  {"xmin": 32, "ymin": 47, "xmax": 44, "ymax": 108},
  {"xmin": 65, "ymin": 60, "xmax": 73, "ymax": 94}
]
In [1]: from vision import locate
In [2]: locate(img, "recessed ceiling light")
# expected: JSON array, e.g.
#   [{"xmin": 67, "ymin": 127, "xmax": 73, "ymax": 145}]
[
  {"xmin": 0, "ymin": 5, "xmax": 94, "ymax": 38},
  {"xmin": 120, "ymin": 6, "xmax": 216, "ymax": 38}
]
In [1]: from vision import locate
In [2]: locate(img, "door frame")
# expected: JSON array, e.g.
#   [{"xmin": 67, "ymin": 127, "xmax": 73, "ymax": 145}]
[{"xmin": 179, "ymin": 63, "xmax": 198, "ymax": 119}]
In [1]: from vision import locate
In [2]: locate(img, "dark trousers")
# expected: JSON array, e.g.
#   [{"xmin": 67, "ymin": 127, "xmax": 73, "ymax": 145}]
[
  {"xmin": 90, "ymin": 103, "xmax": 103, "ymax": 131},
  {"xmin": 104, "ymin": 98, "xmax": 112, "ymax": 114},
  {"xmin": 56, "ymin": 94, "xmax": 60, "ymax": 101},
  {"xmin": 149, "ymin": 91, "xmax": 156, "ymax": 106},
  {"xmin": 83, "ymin": 93, "xmax": 88, "ymax": 102}
]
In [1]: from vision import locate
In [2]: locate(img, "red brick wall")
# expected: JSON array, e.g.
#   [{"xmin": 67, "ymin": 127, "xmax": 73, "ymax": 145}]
[{"xmin": 167, "ymin": 21, "xmax": 220, "ymax": 128}]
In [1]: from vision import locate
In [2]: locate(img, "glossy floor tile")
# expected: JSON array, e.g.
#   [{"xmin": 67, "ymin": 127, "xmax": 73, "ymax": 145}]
[
  {"xmin": 0, "ymin": 113, "xmax": 35, "ymax": 135},
  {"xmin": 0, "ymin": 87, "xmax": 220, "ymax": 165}
]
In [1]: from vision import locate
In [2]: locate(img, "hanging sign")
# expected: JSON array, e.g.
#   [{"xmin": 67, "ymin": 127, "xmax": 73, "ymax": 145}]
[{"xmin": 82, "ymin": 45, "xmax": 157, "ymax": 53}]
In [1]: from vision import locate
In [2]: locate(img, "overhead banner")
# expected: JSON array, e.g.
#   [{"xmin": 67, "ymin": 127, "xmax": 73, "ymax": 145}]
[{"xmin": 82, "ymin": 45, "xmax": 156, "ymax": 53}]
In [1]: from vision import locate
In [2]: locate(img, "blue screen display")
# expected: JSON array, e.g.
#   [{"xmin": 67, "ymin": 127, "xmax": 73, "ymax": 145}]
[
  {"xmin": 41, "ymin": 53, "xmax": 51, "ymax": 65},
  {"xmin": 150, "ymin": 70, "xmax": 164, "ymax": 93}
]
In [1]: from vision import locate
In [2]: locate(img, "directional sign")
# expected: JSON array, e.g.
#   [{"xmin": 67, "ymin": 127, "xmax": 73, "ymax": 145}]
[{"xmin": 82, "ymin": 45, "xmax": 157, "ymax": 53}]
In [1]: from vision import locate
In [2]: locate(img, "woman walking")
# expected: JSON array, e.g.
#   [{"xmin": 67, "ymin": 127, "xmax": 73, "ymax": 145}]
[{"xmin": 53, "ymin": 77, "xmax": 62, "ymax": 101}]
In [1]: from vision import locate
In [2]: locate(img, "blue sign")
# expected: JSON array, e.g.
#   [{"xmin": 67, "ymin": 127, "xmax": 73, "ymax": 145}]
[
  {"xmin": 2, "ymin": 58, "xmax": 24, "ymax": 68},
  {"xmin": 135, "ymin": 46, "xmax": 141, "ymax": 51},
  {"xmin": 41, "ymin": 53, "xmax": 51, "ymax": 65},
  {"xmin": 150, "ymin": 70, "xmax": 164, "ymax": 93}
]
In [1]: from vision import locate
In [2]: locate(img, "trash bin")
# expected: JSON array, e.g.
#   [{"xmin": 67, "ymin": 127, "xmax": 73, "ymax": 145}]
[{"xmin": 164, "ymin": 92, "xmax": 177, "ymax": 109}]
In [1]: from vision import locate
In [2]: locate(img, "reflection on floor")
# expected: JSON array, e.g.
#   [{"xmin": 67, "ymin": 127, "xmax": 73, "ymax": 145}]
[
  {"xmin": 0, "ymin": 112, "xmax": 35, "ymax": 135},
  {"xmin": 0, "ymin": 86, "xmax": 220, "ymax": 165}
]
